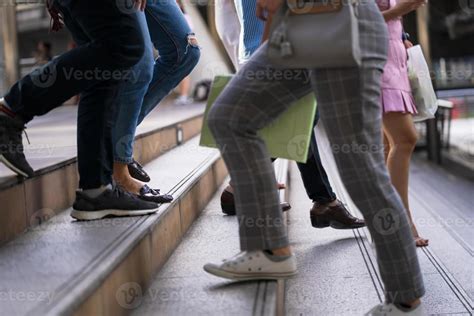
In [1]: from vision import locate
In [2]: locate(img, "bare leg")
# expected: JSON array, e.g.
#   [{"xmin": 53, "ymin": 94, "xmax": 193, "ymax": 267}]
[
  {"xmin": 178, "ymin": 76, "xmax": 191, "ymax": 98},
  {"xmin": 383, "ymin": 112, "xmax": 429, "ymax": 247},
  {"xmin": 383, "ymin": 132, "xmax": 390, "ymax": 163}
]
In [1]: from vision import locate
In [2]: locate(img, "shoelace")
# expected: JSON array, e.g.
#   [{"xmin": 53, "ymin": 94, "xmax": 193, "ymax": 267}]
[{"xmin": 24, "ymin": 128, "xmax": 30, "ymax": 145}]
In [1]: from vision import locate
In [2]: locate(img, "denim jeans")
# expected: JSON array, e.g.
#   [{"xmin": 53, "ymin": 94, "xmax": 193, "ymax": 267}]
[
  {"xmin": 113, "ymin": 0, "xmax": 201, "ymax": 163},
  {"xmin": 296, "ymin": 110, "xmax": 337, "ymax": 204},
  {"xmin": 233, "ymin": 0, "xmax": 265, "ymax": 65},
  {"xmin": 4, "ymin": 0, "xmax": 144, "ymax": 189}
]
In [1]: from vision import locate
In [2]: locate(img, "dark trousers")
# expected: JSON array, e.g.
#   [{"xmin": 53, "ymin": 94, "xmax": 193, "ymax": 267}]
[
  {"xmin": 296, "ymin": 109, "xmax": 337, "ymax": 204},
  {"xmin": 4, "ymin": 0, "xmax": 145, "ymax": 189}
]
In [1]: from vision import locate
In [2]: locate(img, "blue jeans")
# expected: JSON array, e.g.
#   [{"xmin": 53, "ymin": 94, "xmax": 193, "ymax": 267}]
[
  {"xmin": 234, "ymin": 0, "xmax": 265, "ymax": 64},
  {"xmin": 113, "ymin": 0, "xmax": 201, "ymax": 163},
  {"xmin": 4, "ymin": 0, "xmax": 144, "ymax": 189}
]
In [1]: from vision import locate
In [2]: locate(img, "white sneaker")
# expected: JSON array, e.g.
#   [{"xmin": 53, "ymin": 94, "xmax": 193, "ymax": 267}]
[
  {"xmin": 203, "ymin": 250, "xmax": 297, "ymax": 281},
  {"xmin": 366, "ymin": 303, "xmax": 426, "ymax": 316}
]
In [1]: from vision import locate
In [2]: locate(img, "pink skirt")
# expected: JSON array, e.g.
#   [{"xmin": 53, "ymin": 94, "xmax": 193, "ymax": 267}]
[{"xmin": 381, "ymin": 88, "xmax": 418, "ymax": 114}]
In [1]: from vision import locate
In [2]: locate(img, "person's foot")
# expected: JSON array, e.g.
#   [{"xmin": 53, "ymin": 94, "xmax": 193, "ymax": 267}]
[
  {"xmin": 0, "ymin": 115, "xmax": 34, "ymax": 177},
  {"xmin": 365, "ymin": 302, "xmax": 426, "ymax": 315},
  {"xmin": 203, "ymin": 250, "xmax": 298, "ymax": 281},
  {"xmin": 115, "ymin": 173, "xmax": 144, "ymax": 194},
  {"xmin": 128, "ymin": 159, "xmax": 150, "ymax": 182},
  {"xmin": 310, "ymin": 200, "xmax": 365, "ymax": 229},
  {"xmin": 174, "ymin": 95, "xmax": 193, "ymax": 106},
  {"xmin": 415, "ymin": 236, "xmax": 429, "ymax": 247},
  {"xmin": 71, "ymin": 185, "xmax": 159, "ymax": 220},
  {"xmin": 220, "ymin": 189, "xmax": 291, "ymax": 216}
]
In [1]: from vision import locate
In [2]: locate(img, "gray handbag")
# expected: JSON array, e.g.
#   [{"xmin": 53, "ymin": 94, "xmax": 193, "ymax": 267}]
[{"xmin": 267, "ymin": 0, "xmax": 361, "ymax": 68}]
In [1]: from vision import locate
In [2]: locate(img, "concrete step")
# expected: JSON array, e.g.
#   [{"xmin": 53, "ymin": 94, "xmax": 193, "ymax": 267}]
[
  {"xmin": 131, "ymin": 160, "xmax": 290, "ymax": 316},
  {"xmin": 0, "ymin": 101, "xmax": 205, "ymax": 245},
  {"xmin": 286, "ymin": 124, "xmax": 474, "ymax": 315},
  {"xmin": 285, "ymin": 158, "xmax": 474, "ymax": 315},
  {"xmin": 0, "ymin": 136, "xmax": 228, "ymax": 316}
]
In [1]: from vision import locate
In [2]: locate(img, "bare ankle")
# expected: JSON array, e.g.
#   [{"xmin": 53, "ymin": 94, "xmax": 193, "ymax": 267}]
[{"xmin": 271, "ymin": 246, "xmax": 292, "ymax": 256}]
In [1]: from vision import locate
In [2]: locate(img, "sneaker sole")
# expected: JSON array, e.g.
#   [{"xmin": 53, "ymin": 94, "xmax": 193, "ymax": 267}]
[
  {"xmin": 203, "ymin": 265, "xmax": 298, "ymax": 281},
  {"xmin": 0, "ymin": 154, "xmax": 30, "ymax": 177},
  {"xmin": 70, "ymin": 208, "xmax": 159, "ymax": 221}
]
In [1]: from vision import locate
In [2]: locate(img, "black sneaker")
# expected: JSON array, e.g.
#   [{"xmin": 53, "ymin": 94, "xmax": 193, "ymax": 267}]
[
  {"xmin": 71, "ymin": 185, "xmax": 159, "ymax": 220},
  {"xmin": 128, "ymin": 159, "xmax": 150, "ymax": 182},
  {"xmin": 0, "ymin": 115, "xmax": 34, "ymax": 177}
]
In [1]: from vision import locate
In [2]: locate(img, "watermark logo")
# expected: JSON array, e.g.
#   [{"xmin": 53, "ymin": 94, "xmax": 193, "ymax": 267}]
[
  {"xmin": 287, "ymin": 135, "xmax": 308, "ymax": 161},
  {"xmin": 31, "ymin": 62, "xmax": 57, "ymax": 88},
  {"xmin": 373, "ymin": 208, "xmax": 401, "ymax": 235},
  {"xmin": 116, "ymin": 282, "xmax": 143, "ymax": 310}
]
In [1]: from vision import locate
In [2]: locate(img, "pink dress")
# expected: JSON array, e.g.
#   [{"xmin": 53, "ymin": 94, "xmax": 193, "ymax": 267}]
[{"xmin": 376, "ymin": 0, "xmax": 417, "ymax": 114}]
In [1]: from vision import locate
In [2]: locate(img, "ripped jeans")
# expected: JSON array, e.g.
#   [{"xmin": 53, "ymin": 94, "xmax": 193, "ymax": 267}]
[{"xmin": 113, "ymin": 1, "xmax": 200, "ymax": 163}]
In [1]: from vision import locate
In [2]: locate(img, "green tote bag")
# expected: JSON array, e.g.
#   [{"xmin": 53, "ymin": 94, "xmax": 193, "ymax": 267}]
[{"xmin": 199, "ymin": 75, "xmax": 317, "ymax": 163}]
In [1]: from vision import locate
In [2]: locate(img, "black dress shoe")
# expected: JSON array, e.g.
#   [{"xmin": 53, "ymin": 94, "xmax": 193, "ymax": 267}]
[
  {"xmin": 221, "ymin": 190, "xmax": 291, "ymax": 216},
  {"xmin": 0, "ymin": 116, "xmax": 34, "ymax": 177},
  {"xmin": 137, "ymin": 184, "xmax": 173, "ymax": 204},
  {"xmin": 310, "ymin": 200, "xmax": 365, "ymax": 229},
  {"xmin": 128, "ymin": 159, "xmax": 150, "ymax": 182}
]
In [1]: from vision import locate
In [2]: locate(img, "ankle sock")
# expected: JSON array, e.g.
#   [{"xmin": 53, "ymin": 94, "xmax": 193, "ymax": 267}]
[
  {"xmin": 263, "ymin": 250, "xmax": 291, "ymax": 262},
  {"xmin": 82, "ymin": 184, "xmax": 113, "ymax": 198}
]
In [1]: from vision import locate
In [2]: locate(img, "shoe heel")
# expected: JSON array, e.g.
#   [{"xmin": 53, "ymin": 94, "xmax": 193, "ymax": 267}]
[
  {"xmin": 310, "ymin": 215, "xmax": 330, "ymax": 228},
  {"xmin": 221, "ymin": 203, "xmax": 236, "ymax": 216}
]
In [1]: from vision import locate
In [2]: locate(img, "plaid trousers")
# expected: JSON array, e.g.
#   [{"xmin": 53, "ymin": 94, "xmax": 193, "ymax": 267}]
[{"xmin": 207, "ymin": 0, "xmax": 425, "ymax": 303}]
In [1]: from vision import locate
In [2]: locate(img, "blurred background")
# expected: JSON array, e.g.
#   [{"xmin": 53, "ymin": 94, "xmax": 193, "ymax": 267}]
[{"xmin": 0, "ymin": 0, "xmax": 473, "ymax": 172}]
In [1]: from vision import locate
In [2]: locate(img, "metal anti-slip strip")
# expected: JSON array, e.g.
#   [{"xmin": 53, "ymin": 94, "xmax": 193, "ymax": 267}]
[
  {"xmin": 355, "ymin": 228, "xmax": 473, "ymax": 314},
  {"xmin": 353, "ymin": 229, "xmax": 384, "ymax": 302},
  {"xmin": 422, "ymin": 247, "xmax": 473, "ymax": 313},
  {"xmin": 35, "ymin": 151, "xmax": 220, "ymax": 316}
]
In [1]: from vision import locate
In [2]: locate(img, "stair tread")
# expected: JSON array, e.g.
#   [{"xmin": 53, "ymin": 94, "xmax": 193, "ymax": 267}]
[
  {"xmin": 0, "ymin": 136, "xmax": 218, "ymax": 316},
  {"xmin": 132, "ymin": 181, "xmax": 266, "ymax": 316},
  {"xmin": 286, "ymin": 159, "xmax": 473, "ymax": 315},
  {"xmin": 133, "ymin": 162, "xmax": 290, "ymax": 316},
  {"xmin": 0, "ymin": 101, "xmax": 205, "ymax": 185}
]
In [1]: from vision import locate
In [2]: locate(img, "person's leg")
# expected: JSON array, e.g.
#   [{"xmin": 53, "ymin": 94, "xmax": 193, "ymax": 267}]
[
  {"xmin": 233, "ymin": 0, "xmax": 265, "ymax": 66},
  {"xmin": 208, "ymin": 46, "xmax": 312, "ymax": 254},
  {"xmin": 1, "ymin": 0, "xmax": 145, "ymax": 183},
  {"xmin": 111, "ymin": 12, "xmax": 155, "ymax": 194},
  {"xmin": 136, "ymin": 0, "xmax": 200, "ymax": 124},
  {"xmin": 296, "ymin": 110, "xmax": 336, "ymax": 204},
  {"xmin": 174, "ymin": 76, "xmax": 193, "ymax": 105},
  {"xmin": 296, "ymin": 110, "xmax": 365, "ymax": 229},
  {"xmin": 214, "ymin": 0, "xmax": 241, "ymax": 70},
  {"xmin": 311, "ymin": 1, "xmax": 424, "ymax": 306},
  {"xmin": 204, "ymin": 47, "xmax": 312, "ymax": 279},
  {"xmin": 383, "ymin": 112, "xmax": 428, "ymax": 247}
]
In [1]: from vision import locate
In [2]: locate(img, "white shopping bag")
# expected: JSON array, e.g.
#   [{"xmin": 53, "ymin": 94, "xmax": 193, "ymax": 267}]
[{"xmin": 407, "ymin": 45, "xmax": 438, "ymax": 122}]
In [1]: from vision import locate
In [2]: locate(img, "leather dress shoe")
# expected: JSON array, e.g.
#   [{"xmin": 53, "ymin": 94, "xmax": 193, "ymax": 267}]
[
  {"xmin": 221, "ymin": 190, "xmax": 291, "ymax": 216},
  {"xmin": 128, "ymin": 159, "xmax": 150, "ymax": 183},
  {"xmin": 310, "ymin": 200, "xmax": 365, "ymax": 229}
]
